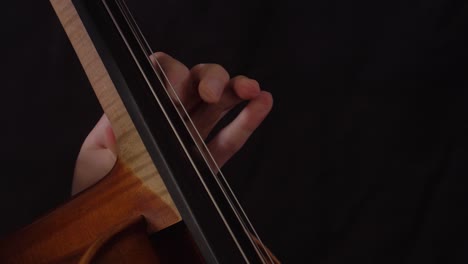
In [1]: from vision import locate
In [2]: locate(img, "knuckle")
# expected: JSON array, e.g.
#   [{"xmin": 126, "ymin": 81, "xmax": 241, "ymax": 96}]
[
  {"xmin": 191, "ymin": 63, "xmax": 230, "ymax": 79},
  {"xmin": 219, "ymin": 137, "xmax": 243, "ymax": 154},
  {"xmin": 191, "ymin": 63, "xmax": 207, "ymax": 73}
]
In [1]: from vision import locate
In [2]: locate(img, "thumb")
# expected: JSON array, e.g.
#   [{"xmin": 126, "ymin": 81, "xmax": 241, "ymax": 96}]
[{"xmin": 72, "ymin": 114, "xmax": 118, "ymax": 195}]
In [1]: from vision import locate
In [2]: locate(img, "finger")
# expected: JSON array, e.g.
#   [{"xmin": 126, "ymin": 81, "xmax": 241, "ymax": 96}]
[
  {"xmin": 73, "ymin": 114, "xmax": 118, "ymax": 195},
  {"xmin": 80, "ymin": 114, "xmax": 117, "ymax": 155},
  {"xmin": 228, "ymin": 75, "xmax": 261, "ymax": 100},
  {"xmin": 190, "ymin": 63, "xmax": 230, "ymax": 104},
  {"xmin": 190, "ymin": 75, "xmax": 262, "ymax": 139},
  {"xmin": 188, "ymin": 75, "xmax": 259, "ymax": 138},
  {"xmin": 207, "ymin": 91, "xmax": 273, "ymax": 167},
  {"xmin": 211, "ymin": 75, "xmax": 262, "ymax": 108},
  {"xmin": 150, "ymin": 52, "xmax": 195, "ymax": 108}
]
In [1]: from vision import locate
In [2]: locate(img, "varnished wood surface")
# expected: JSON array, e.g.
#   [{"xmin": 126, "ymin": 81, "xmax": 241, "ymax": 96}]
[
  {"xmin": 0, "ymin": 160, "xmax": 178, "ymax": 263},
  {"xmin": 0, "ymin": 0, "xmax": 184, "ymax": 262},
  {"xmin": 49, "ymin": 0, "xmax": 180, "ymax": 221},
  {"xmin": 0, "ymin": 0, "xmax": 282, "ymax": 263},
  {"xmin": 79, "ymin": 216, "xmax": 161, "ymax": 263}
]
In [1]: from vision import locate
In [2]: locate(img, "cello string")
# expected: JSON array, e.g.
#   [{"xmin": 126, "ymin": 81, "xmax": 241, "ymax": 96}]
[
  {"xmin": 119, "ymin": 1, "xmax": 273, "ymax": 261},
  {"xmin": 151, "ymin": 53, "xmax": 273, "ymax": 263},
  {"xmin": 118, "ymin": 0, "xmax": 274, "ymax": 262},
  {"xmin": 102, "ymin": 0, "xmax": 250, "ymax": 262},
  {"xmin": 117, "ymin": 1, "xmax": 272, "ymax": 262},
  {"xmin": 115, "ymin": 0, "xmax": 275, "ymax": 262},
  {"xmin": 114, "ymin": 2, "xmax": 269, "ymax": 262}
]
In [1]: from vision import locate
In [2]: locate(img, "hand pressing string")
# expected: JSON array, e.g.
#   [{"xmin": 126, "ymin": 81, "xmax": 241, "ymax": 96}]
[{"xmin": 72, "ymin": 52, "xmax": 273, "ymax": 195}]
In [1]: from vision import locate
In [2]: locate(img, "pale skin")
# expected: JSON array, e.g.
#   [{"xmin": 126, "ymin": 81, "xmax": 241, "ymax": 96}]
[{"xmin": 72, "ymin": 52, "xmax": 273, "ymax": 195}]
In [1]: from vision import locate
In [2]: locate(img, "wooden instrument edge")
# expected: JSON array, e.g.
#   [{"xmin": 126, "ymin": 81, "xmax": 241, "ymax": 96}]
[
  {"xmin": 0, "ymin": 0, "xmax": 182, "ymax": 263},
  {"xmin": 48, "ymin": 0, "xmax": 179, "ymax": 216}
]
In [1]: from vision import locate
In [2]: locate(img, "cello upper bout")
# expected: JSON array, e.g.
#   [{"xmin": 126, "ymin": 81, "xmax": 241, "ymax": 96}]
[{"xmin": 0, "ymin": 156, "xmax": 180, "ymax": 263}]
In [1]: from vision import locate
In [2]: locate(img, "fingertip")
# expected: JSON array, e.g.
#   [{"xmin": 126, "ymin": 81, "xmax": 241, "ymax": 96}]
[
  {"xmin": 150, "ymin": 51, "xmax": 176, "ymax": 68},
  {"xmin": 151, "ymin": 51, "xmax": 167, "ymax": 60},
  {"xmin": 235, "ymin": 78, "xmax": 261, "ymax": 99},
  {"xmin": 150, "ymin": 52, "xmax": 161, "ymax": 64},
  {"xmin": 199, "ymin": 78, "xmax": 224, "ymax": 103},
  {"xmin": 258, "ymin": 91, "xmax": 274, "ymax": 111}
]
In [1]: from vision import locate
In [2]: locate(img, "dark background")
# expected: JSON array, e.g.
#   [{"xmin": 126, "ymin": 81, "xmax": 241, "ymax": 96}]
[{"xmin": 1, "ymin": 0, "xmax": 468, "ymax": 263}]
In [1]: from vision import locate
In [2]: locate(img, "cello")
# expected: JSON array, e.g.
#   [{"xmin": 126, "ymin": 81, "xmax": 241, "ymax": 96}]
[{"xmin": 0, "ymin": 0, "xmax": 279, "ymax": 263}]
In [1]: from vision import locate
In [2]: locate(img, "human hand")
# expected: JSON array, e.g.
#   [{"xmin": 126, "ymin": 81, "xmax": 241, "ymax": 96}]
[{"xmin": 72, "ymin": 52, "xmax": 273, "ymax": 195}]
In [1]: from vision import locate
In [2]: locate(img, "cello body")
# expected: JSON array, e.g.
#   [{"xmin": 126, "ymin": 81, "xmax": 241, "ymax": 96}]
[
  {"xmin": 0, "ymin": 160, "xmax": 202, "ymax": 263},
  {"xmin": 0, "ymin": 0, "xmax": 279, "ymax": 262},
  {"xmin": 0, "ymin": 0, "xmax": 192, "ymax": 262}
]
